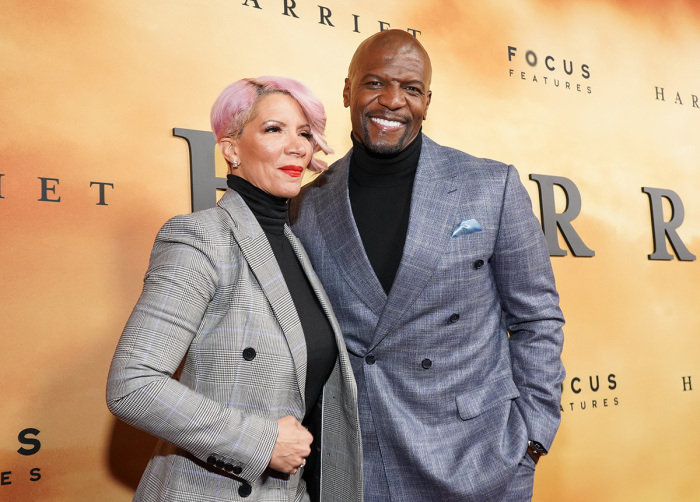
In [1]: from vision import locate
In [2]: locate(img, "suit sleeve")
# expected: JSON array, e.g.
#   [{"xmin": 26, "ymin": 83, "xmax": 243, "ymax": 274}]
[
  {"xmin": 106, "ymin": 215, "xmax": 278, "ymax": 483},
  {"xmin": 490, "ymin": 165, "xmax": 565, "ymax": 451}
]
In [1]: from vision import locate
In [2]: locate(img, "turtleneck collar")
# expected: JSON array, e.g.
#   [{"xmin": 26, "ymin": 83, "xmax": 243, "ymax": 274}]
[
  {"xmin": 227, "ymin": 174, "xmax": 288, "ymax": 235},
  {"xmin": 350, "ymin": 130, "xmax": 422, "ymax": 177}
]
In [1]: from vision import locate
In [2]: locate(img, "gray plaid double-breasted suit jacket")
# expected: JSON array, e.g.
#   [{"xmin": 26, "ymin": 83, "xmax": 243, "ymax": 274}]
[
  {"xmin": 107, "ymin": 189, "xmax": 362, "ymax": 502},
  {"xmin": 290, "ymin": 134, "xmax": 565, "ymax": 501}
]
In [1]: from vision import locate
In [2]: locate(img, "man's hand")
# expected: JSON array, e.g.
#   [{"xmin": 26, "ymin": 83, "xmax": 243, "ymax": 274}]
[{"xmin": 268, "ymin": 415, "xmax": 313, "ymax": 474}]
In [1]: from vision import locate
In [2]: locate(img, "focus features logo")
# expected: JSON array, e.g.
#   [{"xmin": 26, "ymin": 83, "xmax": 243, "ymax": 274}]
[
  {"xmin": 1, "ymin": 428, "xmax": 42, "ymax": 487},
  {"xmin": 507, "ymin": 46, "xmax": 592, "ymax": 94},
  {"xmin": 560, "ymin": 374, "xmax": 618, "ymax": 413}
]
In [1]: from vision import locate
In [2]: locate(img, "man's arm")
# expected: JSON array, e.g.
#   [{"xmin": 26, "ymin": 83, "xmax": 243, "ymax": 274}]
[{"xmin": 491, "ymin": 165, "xmax": 566, "ymax": 452}]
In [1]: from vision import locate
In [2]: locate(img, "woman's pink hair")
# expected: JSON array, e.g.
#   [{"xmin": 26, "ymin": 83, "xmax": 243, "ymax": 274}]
[{"xmin": 210, "ymin": 76, "xmax": 332, "ymax": 172}]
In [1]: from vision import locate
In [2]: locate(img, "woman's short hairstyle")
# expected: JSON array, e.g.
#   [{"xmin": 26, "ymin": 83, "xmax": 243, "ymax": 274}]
[{"xmin": 210, "ymin": 76, "xmax": 332, "ymax": 172}]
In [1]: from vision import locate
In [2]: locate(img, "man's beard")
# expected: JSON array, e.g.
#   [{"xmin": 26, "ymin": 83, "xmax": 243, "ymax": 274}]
[{"xmin": 360, "ymin": 116, "xmax": 412, "ymax": 155}]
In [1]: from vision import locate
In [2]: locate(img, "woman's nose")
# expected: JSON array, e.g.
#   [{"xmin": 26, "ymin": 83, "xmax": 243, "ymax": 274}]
[{"xmin": 286, "ymin": 134, "xmax": 308, "ymax": 157}]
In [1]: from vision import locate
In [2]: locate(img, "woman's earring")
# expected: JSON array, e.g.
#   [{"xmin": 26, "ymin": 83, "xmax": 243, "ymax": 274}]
[{"xmin": 231, "ymin": 160, "xmax": 239, "ymax": 168}]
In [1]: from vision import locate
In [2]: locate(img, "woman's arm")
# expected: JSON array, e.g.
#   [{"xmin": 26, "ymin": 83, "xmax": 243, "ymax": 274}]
[{"xmin": 106, "ymin": 215, "xmax": 279, "ymax": 483}]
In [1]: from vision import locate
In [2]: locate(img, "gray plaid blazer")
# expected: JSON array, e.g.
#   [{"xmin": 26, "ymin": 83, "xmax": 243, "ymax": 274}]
[
  {"xmin": 107, "ymin": 189, "xmax": 362, "ymax": 502},
  {"xmin": 291, "ymin": 135, "xmax": 565, "ymax": 501}
]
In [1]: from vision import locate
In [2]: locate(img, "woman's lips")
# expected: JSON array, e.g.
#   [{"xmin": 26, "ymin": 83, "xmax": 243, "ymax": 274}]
[{"xmin": 279, "ymin": 165, "xmax": 304, "ymax": 177}]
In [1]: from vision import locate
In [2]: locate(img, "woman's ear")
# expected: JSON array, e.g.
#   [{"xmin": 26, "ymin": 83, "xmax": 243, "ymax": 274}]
[{"xmin": 219, "ymin": 138, "xmax": 239, "ymax": 169}]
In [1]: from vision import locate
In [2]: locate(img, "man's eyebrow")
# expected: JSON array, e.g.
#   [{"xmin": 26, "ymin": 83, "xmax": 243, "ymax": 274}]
[
  {"xmin": 360, "ymin": 73, "xmax": 385, "ymax": 81},
  {"xmin": 401, "ymin": 79, "xmax": 426, "ymax": 87},
  {"xmin": 360, "ymin": 74, "xmax": 425, "ymax": 88}
]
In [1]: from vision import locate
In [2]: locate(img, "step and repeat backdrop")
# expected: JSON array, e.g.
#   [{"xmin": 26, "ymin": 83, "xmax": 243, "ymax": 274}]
[{"xmin": 1, "ymin": 1, "xmax": 698, "ymax": 500}]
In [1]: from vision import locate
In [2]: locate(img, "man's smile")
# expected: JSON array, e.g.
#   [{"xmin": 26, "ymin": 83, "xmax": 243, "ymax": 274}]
[{"xmin": 369, "ymin": 116, "xmax": 405, "ymax": 130}]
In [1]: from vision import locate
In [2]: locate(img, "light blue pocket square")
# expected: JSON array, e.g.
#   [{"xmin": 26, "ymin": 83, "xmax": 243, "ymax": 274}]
[{"xmin": 451, "ymin": 219, "xmax": 482, "ymax": 238}]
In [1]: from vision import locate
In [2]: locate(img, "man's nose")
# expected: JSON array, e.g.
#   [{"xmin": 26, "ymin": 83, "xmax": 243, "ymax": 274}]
[{"xmin": 377, "ymin": 84, "xmax": 405, "ymax": 110}]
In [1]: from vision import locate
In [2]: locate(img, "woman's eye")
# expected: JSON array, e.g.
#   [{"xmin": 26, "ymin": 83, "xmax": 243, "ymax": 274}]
[
  {"xmin": 265, "ymin": 126, "xmax": 281, "ymax": 133},
  {"xmin": 300, "ymin": 131, "xmax": 313, "ymax": 140}
]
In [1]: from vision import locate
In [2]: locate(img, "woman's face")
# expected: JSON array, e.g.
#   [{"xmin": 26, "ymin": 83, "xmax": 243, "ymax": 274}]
[{"xmin": 222, "ymin": 93, "xmax": 313, "ymax": 198}]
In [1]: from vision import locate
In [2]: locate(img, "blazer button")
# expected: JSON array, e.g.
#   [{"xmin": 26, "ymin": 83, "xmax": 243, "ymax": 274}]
[
  {"xmin": 365, "ymin": 354, "xmax": 376, "ymax": 365},
  {"xmin": 207, "ymin": 455, "xmax": 216, "ymax": 465},
  {"xmin": 233, "ymin": 466, "xmax": 243, "ymax": 475},
  {"xmin": 421, "ymin": 358, "xmax": 432, "ymax": 369},
  {"xmin": 238, "ymin": 483, "xmax": 252, "ymax": 497},
  {"xmin": 474, "ymin": 259, "xmax": 485, "ymax": 269},
  {"xmin": 215, "ymin": 459, "xmax": 225, "ymax": 469},
  {"xmin": 224, "ymin": 463, "xmax": 233, "ymax": 472},
  {"xmin": 242, "ymin": 347, "xmax": 256, "ymax": 361},
  {"xmin": 449, "ymin": 313, "xmax": 460, "ymax": 323}
]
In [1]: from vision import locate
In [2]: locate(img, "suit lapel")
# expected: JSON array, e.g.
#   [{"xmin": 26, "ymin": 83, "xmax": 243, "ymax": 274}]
[
  {"xmin": 371, "ymin": 136, "xmax": 463, "ymax": 348},
  {"xmin": 218, "ymin": 190, "xmax": 307, "ymax": 411},
  {"xmin": 313, "ymin": 152, "xmax": 388, "ymax": 318},
  {"xmin": 285, "ymin": 228, "xmax": 346, "ymax": 350}
]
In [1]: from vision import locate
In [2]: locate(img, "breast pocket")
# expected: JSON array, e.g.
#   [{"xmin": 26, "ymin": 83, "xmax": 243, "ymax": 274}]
[{"xmin": 436, "ymin": 231, "xmax": 494, "ymax": 302}]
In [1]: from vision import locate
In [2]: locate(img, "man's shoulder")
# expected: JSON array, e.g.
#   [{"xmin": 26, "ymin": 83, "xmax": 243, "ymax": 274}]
[
  {"xmin": 289, "ymin": 153, "xmax": 349, "ymax": 225},
  {"xmin": 421, "ymin": 135, "xmax": 512, "ymax": 178},
  {"xmin": 289, "ymin": 175, "xmax": 323, "ymax": 224}
]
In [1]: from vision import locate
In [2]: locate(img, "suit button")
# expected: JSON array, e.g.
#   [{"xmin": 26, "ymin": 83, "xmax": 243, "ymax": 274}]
[
  {"xmin": 242, "ymin": 347, "xmax": 256, "ymax": 361},
  {"xmin": 207, "ymin": 455, "xmax": 216, "ymax": 465},
  {"xmin": 449, "ymin": 313, "xmax": 460, "ymax": 323},
  {"xmin": 365, "ymin": 354, "xmax": 376, "ymax": 365},
  {"xmin": 474, "ymin": 259, "xmax": 485, "ymax": 269},
  {"xmin": 215, "ymin": 459, "xmax": 225, "ymax": 469},
  {"xmin": 238, "ymin": 483, "xmax": 252, "ymax": 497},
  {"xmin": 233, "ymin": 466, "xmax": 243, "ymax": 475},
  {"xmin": 421, "ymin": 359, "xmax": 432, "ymax": 369}
]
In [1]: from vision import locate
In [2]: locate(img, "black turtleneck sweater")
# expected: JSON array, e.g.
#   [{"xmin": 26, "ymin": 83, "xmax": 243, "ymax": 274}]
[
  {"xmin": 348, "ymin": 133, "xmax": 422, "ymax": 294},
  {"xmin": 226, "ymin": 175, "xmax": 337, "ymax": 415}
]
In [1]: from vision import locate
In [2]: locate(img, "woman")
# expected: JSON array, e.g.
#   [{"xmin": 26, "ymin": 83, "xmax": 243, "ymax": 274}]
[{"xmin": 107, "ymin": 76, "xmax": 362, "ymax": 502}]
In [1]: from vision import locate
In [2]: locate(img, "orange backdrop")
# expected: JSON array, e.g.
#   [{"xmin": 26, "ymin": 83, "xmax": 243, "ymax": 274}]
[{"xmin": 1, "ymin": 1, "xmax": 698, "ymax": 500}]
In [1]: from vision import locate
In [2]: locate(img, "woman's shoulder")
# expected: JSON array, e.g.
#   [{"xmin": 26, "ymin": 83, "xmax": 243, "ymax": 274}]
[
  {"xmin": 160, "ymin": 205, "xmax": 229, "ymax": 236},
  {"xmin": 154, "ymin": 205, "xmax": 239, "ymax": 261}
]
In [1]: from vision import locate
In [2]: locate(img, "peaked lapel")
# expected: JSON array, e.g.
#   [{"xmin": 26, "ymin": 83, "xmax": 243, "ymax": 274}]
[
  {"xmin": 313, "ymin": 151, "xmax": 388, "ymax": 318},
  {"xmin": 371, "ymin": 136, "xmax": 463, "ymax": 349},
  {"xmin": 218, "ymin": 190, "xmax": 307, "ymax": 412}
]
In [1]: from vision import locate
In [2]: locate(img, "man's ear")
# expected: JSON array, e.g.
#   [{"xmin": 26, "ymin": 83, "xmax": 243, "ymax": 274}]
[
  {"xmin": 342, "ymin": 78, "xmax": 351, "ymax": 108},
  {"xmin": 423, "ymin": 90, "xmax": 432, "ymax": 120},
  {"xmin": 219, "ymin": 137, "xmax": 239, "ymax": 166}
]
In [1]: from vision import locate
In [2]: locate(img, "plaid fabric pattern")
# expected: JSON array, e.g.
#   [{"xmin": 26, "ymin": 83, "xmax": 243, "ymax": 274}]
[{"xmin": 107, "ymin": 190, "xmax": 362, "ymax": 501}]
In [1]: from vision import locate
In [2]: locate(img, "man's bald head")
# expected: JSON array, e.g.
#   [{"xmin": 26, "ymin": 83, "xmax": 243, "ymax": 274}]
[
  {"xmin": 343, "ymin": 30, "xmax": 432, "ymax": 155},
  {"xmin": 348, "ymin": 30, "xmax": 432, "ymax": 86}
]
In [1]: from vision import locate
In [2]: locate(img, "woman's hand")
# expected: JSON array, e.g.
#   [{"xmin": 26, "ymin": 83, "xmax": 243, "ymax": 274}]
[{"xmin": 269, "ymin": 415, "xmax": 313, "ymax": 475}]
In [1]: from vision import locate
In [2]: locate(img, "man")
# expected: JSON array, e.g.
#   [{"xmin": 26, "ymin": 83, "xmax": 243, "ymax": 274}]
[{"xmin": 291, "ymin": 29, "xmax": 565, "ymax": 501}]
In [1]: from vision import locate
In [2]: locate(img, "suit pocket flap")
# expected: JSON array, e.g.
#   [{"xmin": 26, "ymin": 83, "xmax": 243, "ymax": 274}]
[{"xmin": 456, "ymin": 376, "xmax": 520, "ymax": 420}]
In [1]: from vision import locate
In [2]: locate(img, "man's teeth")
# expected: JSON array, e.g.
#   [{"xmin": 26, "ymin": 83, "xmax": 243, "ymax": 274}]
[{"xmin": 371, "ymin": 117, "xmax": 402, "ymax": 128}]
